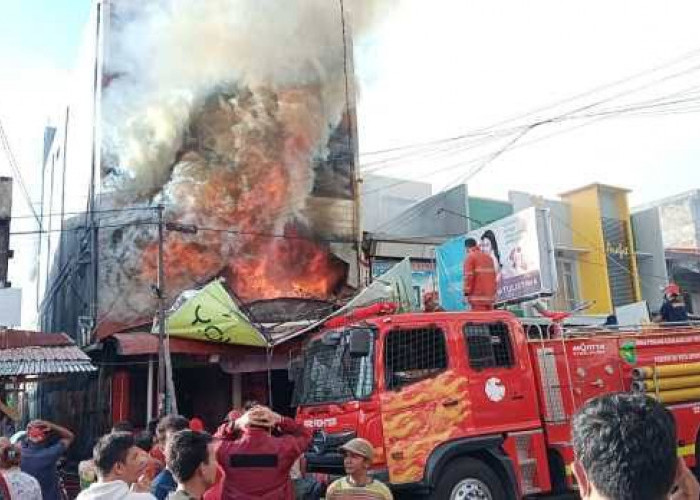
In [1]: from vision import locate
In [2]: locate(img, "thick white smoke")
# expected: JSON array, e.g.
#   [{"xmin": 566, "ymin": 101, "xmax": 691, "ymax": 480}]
[{"xmin": 102, "ymin": 0, "xmax": 389, "ymax": 199}]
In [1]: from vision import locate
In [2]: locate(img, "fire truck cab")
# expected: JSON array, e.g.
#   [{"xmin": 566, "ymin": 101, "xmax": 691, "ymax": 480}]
[{"xmin": 293, "ymin": 308, "xmax": 700, "ymax": 499}]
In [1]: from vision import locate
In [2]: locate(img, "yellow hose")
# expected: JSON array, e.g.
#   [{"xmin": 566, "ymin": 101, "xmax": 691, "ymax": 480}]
[
  {"xmin": 648, "ymin": 386, "xmax": 700, "ymax": 404},
  {"xmin": 633, "ymin": 363, "xmax": 700, "ymax": 380},
  {"xmin": 633, "ymin": 374, "xmax": 700, "ymax": 392}
]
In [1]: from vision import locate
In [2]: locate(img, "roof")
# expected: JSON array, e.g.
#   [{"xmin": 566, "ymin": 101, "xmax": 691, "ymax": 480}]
[
  {"xmin": 106, "ymin": 332, "xmax": 299, "ymax": 357},
  {"xmin": 559, "ymin": 183, "xmax": 631, "ymax": 198},
  {"xmin": 0, "ymin": 330, "xmax": 96, "ymax": 376}
]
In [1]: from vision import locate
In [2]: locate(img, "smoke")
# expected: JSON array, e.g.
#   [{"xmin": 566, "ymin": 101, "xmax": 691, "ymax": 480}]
[
  {"xmin": 94, "ymin": 0, "xmax": 394, "ymax": 325},
  {"xmin": 102, "ymin": 0, "xmax": 388, "ymax": 197}
]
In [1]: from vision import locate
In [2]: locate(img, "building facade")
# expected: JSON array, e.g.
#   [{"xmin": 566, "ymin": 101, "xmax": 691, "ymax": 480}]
[{"xmin": 633, "ymin": 190, "xmax": 700, "ymax": 313}]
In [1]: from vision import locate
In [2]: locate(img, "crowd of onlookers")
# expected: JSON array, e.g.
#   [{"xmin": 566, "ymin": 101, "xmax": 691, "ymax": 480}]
[{"xmin": 1, "ymin": 392, "xmax": 700, "ymax": 499}]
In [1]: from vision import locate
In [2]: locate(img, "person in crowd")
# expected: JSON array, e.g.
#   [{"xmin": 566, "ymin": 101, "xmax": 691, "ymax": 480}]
[
  {"xmin": 188, "ymin": 418, "xmax": 205, "ymax": 433},
  {"xmin": 463, "ymin": 237, "xmax": 497, "ymax": 311},
  {"xmin": 21, "ymin": 419, "xmax": 74, "ymax": 500},
  {"xmin": 167, "ymin": 430, "xmax": 217, "ymax": 500},
  {"xmin": 147, "ymin": 420, "xmax": 164, "ymax": 469},
  {"xmin": 291, "ymin": 455, "xmax": 325, "ymax": 500},
  {"xmin": 217, "ymin": 405, "xmax": 312, "ymax": 499},
  {"xmin": 0, "ymin": 437, "xmax": 42, "ymax": 499},
  {"xmin": 150, "ymin": 415, "xmax": 189, "ymax": 500},
  {"xmin": 422, "ymin": 291, "xmax": 444, "ymax": 312},
  {"xmin": 658, "ymin": 283, "xmax": 689, "ymax": 323},
  {"xmin": 325, "ymin": 438, "xmax": 392, "ymax": 500},
  {"xmin": 572, "ymin": 392, "xmax": 699, "ymax": 500},
  {"xmin": 77, "ymin": 432, "xmax": 154, "ymax": 500}
]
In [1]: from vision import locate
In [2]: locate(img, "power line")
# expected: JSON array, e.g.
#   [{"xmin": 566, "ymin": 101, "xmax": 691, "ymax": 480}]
[
  {"xmin": 7, "ymin": 205, "xmax": 161, "ymax": 221},
  {"xmin": 0, "ymin": 118, "xmax": 41, "ymax": 226},
  {"xmin": 357, "ymin": 57, "xmax": 700, "ymax": 182},
  {"xmin": 359, "ymin": 45, "xmax": 700, "ymax": 159}
]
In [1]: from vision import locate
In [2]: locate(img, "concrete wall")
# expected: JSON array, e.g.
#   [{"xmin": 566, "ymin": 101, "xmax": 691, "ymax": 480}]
[
  {"xmin": 509, "ymin": 191, "xmax": 574, "ymax": 249},
  {"xmin": 631, "ymin": 207, "xmax": 668, "ymax": 311},
  {"xmin": 361, "ymin": 174, "xmax": 432, "ymax": 232},
  {"xmin": 376, "ymin": 184, "xmax": 469, "ymax": 238}
]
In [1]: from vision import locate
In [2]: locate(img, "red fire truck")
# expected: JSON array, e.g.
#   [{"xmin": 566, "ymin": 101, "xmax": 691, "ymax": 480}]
[{"xmin": 292, "ymin": 306, "xmax": 700, "ymax": 499}]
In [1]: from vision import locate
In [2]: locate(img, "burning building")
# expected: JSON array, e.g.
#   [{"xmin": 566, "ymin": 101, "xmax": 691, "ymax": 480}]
[{"xmin": 38, "ymin": 0, "xmax": 389, "ymax": 428}]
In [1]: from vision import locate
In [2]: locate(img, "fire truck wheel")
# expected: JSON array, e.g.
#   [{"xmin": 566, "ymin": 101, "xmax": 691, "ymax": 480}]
[{"xmin": 434, "ymin": 457, "xmax": 507, "ymax": 500}]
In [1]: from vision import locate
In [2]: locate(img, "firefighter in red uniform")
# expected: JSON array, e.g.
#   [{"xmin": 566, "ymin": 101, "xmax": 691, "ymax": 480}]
[
  {"xmin": 463, "ymin": 237, "xmax": 497, "ymax": 311},
  {"xmin": 216, "ymin": 405, "xmax": 312, "ymax": 500}
]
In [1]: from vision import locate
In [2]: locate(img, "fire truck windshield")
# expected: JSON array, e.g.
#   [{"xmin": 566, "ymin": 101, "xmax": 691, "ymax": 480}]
[{"xmin": 294, "ymin": 328, "xmax": 374, "ymax": 405}]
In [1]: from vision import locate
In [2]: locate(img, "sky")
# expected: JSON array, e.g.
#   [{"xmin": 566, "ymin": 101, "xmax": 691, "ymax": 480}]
[{"xmin": 2, "ymin": 0, "xmax": 700, "ymax": 326}]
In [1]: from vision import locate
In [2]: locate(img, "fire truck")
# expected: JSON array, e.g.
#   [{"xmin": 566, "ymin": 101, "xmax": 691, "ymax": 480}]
[{"xmin": 291, "ymin": 305, "xmax": 700, "ymax": 499}]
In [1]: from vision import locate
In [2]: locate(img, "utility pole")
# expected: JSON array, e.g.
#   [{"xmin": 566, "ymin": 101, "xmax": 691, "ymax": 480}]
[
  {"xmin": 156, "ymin": 204, "xmax": 167, "ymax": 416},
  {"xmin": 0, "ymin": 177, "xmax": 12, "ymax": 288}
]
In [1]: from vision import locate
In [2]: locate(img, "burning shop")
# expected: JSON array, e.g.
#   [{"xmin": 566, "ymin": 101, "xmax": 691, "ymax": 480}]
[{"xmin": 39, "ymin": 0, "xmax": 392, "ymax": 427}]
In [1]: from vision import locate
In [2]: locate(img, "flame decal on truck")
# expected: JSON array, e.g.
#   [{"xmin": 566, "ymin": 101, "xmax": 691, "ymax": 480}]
[{"xmin": 381, "ymin": 371, "xmax": 471, "ymax": 483}]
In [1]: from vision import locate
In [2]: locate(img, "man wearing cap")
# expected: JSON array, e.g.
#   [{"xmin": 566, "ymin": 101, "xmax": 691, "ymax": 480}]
[{"xmin": 326, "ymin": 438, "xmax": 393, "ymax": 500}]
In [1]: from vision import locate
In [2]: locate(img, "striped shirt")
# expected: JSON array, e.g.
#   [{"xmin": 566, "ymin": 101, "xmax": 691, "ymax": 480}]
[{"xmin": 325, "ymin": 477, "xmax": 393, "ymax": 500}]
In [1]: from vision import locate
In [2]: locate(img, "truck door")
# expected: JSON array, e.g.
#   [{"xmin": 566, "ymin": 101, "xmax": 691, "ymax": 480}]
[
  {"xmin": 379, "ymin": 325, "xmax": 471, "ymax": 485},
  {"xmin": 462, "ymin": 320, "xmax": 540, "ymax": 431}
]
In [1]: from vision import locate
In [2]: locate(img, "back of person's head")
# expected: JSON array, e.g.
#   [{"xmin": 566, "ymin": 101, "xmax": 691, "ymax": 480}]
[
  {"xmin": 0, "ymin": 438, "xmax": 21, "ymax": 469},
  {"xmin": 156, "ymin": 415, "xmax": 189, "ymax": 444},
  {"xmin": 93, "ymin": 432, "xmax": 135, "ymax": 478},
  {"xmin": 465, "ymin": 237, "xmax": 477, "ymax": 249},
  {"xmin": 166, "ymin": 430, "xmax": 213, "ymax": 484},
  {"xmin": 572, "ymin": 393, "xmax": 676, "ymax": 500},
  {"xmin": 134, "ymin": 431, "xmax": 153, "ymax": 452},
  {"xmin": 111, "ymin": 421, "xmax": 134, "ymax": 434}
]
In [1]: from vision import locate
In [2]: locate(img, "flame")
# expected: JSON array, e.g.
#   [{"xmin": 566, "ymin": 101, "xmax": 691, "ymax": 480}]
[
  {"xmin": 226, "ymin": 226, "xmax": 347, "ymax": 302},
  {"xmin": 137, "ymin": 85, "xmax": 347, "ymax": 306}
]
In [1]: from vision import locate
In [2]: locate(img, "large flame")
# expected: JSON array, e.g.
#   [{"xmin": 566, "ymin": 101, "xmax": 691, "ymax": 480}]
[{"xmin": 135, "ymin": 85, "xmax": 348, "ymax": 314}]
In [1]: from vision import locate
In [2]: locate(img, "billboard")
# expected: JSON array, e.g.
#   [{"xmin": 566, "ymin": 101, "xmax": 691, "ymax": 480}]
[{"xmin": 436, "ymin": 207, "xmax": 557, "ymax": 310}]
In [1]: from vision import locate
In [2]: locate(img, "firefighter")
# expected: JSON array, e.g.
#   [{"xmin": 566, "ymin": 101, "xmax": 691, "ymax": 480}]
[
  {"xmin": 463, "ymin": 237, "xmax": 497, "ymax": 311},
  {"xmin": 658, "ymin": 283, "xmax": 689, "ymax": 323}
]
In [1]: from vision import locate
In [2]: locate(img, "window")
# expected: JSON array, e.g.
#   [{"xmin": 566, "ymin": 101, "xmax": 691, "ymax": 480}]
[
  {"xmin": 385, "ymin": 327, "xmax": 447, "ymax": 390},
  {"xmin": 463, "ymin": 323, "xmax": 514, "ymax": 370}
]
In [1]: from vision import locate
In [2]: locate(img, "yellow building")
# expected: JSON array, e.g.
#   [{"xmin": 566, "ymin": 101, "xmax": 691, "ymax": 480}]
[{"xmin": 560, "ymin": 183, "xmax": 642, "ymax": 315}]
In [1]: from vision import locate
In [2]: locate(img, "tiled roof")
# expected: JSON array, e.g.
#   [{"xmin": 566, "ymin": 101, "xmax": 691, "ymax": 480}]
[{"xmin": 0, "ymin": 330, "xmax": 96, "ymax": 376}]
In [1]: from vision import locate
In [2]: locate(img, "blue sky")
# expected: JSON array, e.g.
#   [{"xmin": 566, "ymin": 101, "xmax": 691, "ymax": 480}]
[{"xmin": 0, "ymin": 0, "xmax": 90, "ymax": 68}]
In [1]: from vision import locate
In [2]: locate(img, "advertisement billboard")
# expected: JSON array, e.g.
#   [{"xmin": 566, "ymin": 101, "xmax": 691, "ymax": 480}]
[{"xmin": 436, "ymin": 207, "xmax": 557, "ymax": 310}]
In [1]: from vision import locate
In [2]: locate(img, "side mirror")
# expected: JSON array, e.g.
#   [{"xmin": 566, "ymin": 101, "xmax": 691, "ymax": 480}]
[
  {"xmin": 349, "ymin": 329, "xmax": 371, "ymax": 358},
  {"xmin": 288, "ymin": 357, "xmax": 303, "ymax": 382}
]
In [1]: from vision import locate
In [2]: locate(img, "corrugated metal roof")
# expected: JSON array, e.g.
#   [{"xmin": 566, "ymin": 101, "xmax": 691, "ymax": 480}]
[{"xmin": 0, "ymin": 345, "xmax": 96, "ymax": 376}]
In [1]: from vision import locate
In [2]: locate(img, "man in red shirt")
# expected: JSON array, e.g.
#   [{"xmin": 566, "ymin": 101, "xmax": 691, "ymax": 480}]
[
  {"xmin": 216, "ymin": 406, "xmax": 312, "ymax": 499},
  {"xmin": 463, "ymin": 237, "xmax": 497, "ymax": 311}
]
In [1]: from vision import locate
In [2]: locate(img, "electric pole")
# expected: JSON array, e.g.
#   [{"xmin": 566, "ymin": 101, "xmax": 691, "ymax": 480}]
[{"xmin": 156, "ymin": 204, "xmax": 167, "ymax": 416}]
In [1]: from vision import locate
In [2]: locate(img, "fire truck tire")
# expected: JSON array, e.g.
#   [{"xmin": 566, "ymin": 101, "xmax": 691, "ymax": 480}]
[{"xmin": 433, "ymin": 457, "xmax": 507, "ymax": 500}]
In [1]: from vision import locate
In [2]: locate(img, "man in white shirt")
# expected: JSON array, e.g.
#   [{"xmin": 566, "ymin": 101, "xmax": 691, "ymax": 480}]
[{"xmin": 77, "ymin": 432, "xmax": 155, "ymax": 500}]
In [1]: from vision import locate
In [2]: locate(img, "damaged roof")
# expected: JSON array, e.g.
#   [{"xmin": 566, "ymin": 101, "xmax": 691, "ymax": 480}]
[{"xmin": 0, "ymin": 330, "xmax": 97, "ymax": 376}]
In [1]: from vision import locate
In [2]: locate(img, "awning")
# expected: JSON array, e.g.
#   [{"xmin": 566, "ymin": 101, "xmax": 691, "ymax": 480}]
[
  {"xmin": 105, "ymin": 333, "xmax": 299, "ymax": 373},
  {"xmin": 0, "ymin": 330, "xmax": 96, "ymax": 376},
  {"xmin": 108, "ymin": 333, "xmax": 299, "ymax": 358}
]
